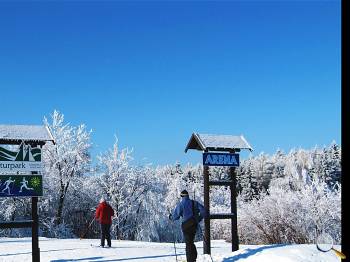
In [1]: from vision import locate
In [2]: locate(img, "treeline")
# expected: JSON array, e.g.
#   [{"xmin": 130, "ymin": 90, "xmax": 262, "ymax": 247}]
[{"xmin": 0, "ymin": 111, "xmax": 341, "ymax": 244}]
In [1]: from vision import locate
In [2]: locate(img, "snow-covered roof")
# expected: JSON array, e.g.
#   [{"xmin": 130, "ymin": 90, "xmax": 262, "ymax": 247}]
[
  {"xmin": 0, "ymin": 125, "xmax": 55, "ymax": 144},
  {"xmin": 185, "ymin": 133, "xmax": 253, "ymax": 152}
]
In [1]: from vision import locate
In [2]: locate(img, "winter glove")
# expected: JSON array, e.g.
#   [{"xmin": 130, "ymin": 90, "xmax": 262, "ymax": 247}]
[{"xmin": 168, "ymin": 213, "xmax": 173, "ymax": 220}]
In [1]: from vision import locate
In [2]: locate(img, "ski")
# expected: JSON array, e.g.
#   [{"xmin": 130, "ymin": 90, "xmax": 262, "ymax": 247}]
[
  {"xmin": 90, "ymin": 244, "xmax": 103, "ymax": 248},
  {"xmin": 90, "ymin": 244, "xmax": 116, "ymax": 248}
]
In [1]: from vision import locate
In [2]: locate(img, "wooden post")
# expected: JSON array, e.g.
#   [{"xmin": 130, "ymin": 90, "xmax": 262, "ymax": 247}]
[
  {"xmin": 230, "ymin": 166, "xmax": 239, "ymax": 251},
  {"xmin": 32, "ymin": 197, "xmax": 40, "ymax": 262},
  {"xmin": 203, "ymin": 164, "xmax": 211, "ymax": 254}
]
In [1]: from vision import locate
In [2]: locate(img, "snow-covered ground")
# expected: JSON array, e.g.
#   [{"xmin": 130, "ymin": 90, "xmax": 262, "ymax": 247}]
[{"xmin": 0, "ymin": 237, "xmax": 342, "ymax": 262}]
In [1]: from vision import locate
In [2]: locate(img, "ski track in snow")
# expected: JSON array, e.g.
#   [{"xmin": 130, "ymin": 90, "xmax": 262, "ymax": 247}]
[{"xmin": 0, "ymin": 237, "xmax": 342, "ymax": 262}]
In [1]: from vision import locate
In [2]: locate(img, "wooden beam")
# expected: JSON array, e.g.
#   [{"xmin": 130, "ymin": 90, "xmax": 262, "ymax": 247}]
[
  {"xmin": 0, "ymin": 220, "xmax": 33, "ymax": 229},
  {"xmin": 206, "ymin": 147, "xmax": 241, "ymax": 152},
  {"xmin": 0, "ymin": 139, "xmax": 46, "ymax": 146},
  {"xmin": 32, "ymin": 196, "xmax": 40, "ymax": 262},
  {"xmin": 208, "ymin": 180, "xmax": 232, "ymax": 186},
  {"xmin": 209, "ymin": 213, "xmax": 235, "ymax": 219},
  {"xmin": 230, "ymin": 166, "xmax": 239, "ymax": 252},
  {"xmin": 203, "ymin": 164, "xmax": 210, "ymax": 255}
]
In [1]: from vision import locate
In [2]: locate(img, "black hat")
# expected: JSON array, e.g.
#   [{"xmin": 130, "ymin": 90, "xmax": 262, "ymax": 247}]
[{"xmin": 180, "ymin": 190, "xmax": 189, "ymax": 197}]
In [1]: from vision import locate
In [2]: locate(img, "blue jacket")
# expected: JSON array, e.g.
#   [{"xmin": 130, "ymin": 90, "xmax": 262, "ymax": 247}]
[{"xmin": 171, "ymin": 196, "xmax": 208, "ymax": 224}]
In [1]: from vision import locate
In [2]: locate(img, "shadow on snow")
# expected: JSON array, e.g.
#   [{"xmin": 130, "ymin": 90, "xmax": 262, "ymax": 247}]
[
  {"xmin": 0, "ymin": 248, "xmax": 79, "ymax": 257},
  {"xmin": 86, "ymin": 253, "xmax": 185, "ymax": 262},
  {"xmin": 51, "ymin": 257, "xmax": 103, "ymax": 262},
  {"xmin": 223, "ymin": 244, "xmax": 289, "ymax": 261}
]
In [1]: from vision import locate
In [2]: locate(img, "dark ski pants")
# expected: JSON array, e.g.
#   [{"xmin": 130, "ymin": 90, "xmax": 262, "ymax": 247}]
[
  {"xmin": 183, "ymin": 225, "xmax": 197, "ymax": 262},
  {"xmin": 100, "ymin": 223, "xmax": 111, "ymax": 247}
]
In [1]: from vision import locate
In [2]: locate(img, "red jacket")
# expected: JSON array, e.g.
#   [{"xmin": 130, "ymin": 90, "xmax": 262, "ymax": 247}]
[{"xmin": 95, "ymin": 201, "xmax": 115, "ymax": 224}]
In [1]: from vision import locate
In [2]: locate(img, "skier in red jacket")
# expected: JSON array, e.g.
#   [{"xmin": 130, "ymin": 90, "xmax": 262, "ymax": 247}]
[{"xmin": 95, "ymin": 197, "xmax": 115, "ymax": 247}]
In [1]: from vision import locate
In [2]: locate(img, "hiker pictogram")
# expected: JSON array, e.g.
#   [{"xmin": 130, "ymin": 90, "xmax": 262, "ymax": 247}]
[{"xmin": 19, "ymin": 177, "xmax": 34, "ymax": 192}]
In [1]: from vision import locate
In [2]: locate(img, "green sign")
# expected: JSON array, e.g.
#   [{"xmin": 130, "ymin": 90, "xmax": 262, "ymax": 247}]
[
  {"xmin": 0, "ymin": 141, "xmax": 42, "ymax": 172},
  {"xmin": 0, "ymin": 175, "xmax": 43, "ymax": 197}
]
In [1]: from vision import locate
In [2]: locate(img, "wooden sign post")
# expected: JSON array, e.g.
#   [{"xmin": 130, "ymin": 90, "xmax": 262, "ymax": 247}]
[
  {"xmin": 0, "ymin": 125, "xmax": 55, "ymax": 262},
  {"xmin": 185, "ymin": 133, "xmax": 253, "ymax": 254}
]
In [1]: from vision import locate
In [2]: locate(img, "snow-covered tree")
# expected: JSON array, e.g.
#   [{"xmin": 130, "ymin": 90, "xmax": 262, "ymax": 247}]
[
  {"xmin": 238, "ymin": 174, "xmax": 341, "ymax": 244},
  {"xmin": 238, "ymin": 160, "xmax": 259, "ymax": 201},
  {"xmin": 96, "ymin": 136, "xmax": 163, "ymax": 241},
  {"xmin": 42, "ymin": 110, "xmax": 92, "ymax": 227}
]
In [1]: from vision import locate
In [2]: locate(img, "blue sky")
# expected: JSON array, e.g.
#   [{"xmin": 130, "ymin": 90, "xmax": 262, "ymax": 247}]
[{"xmin": 0, "ymin": 1, "xmax": 341, "ymax": 166}]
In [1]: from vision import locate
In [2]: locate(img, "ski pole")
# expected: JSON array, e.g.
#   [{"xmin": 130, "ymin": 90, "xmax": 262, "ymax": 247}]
[
  {"xmin": 170, "ymin": 220, "xmax": 178, "ymax": 262},
  {"xmin": 80, "ymin": 217, "xmax": 95, "ymax": 240}
]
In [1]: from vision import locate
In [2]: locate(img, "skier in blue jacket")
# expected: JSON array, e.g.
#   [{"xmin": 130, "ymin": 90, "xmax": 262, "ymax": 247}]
[{"xmin": 169, "ymin": 190, "xmax": 208, "ymax": 262}]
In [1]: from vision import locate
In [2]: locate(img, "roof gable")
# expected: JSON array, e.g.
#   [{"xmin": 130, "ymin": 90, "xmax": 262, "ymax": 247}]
[
  {"xmin": 0, "ymin": 125, "xmax": 55, "ymax": 145},
  {"xmin": 185, "ymin": 133, "xmax": 253, "ymax": 152}
]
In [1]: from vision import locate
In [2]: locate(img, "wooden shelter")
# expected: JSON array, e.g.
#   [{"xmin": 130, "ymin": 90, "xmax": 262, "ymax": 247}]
[{"xmin": 185, "ymin": 133, "xmax": 252, "ymax": 254}]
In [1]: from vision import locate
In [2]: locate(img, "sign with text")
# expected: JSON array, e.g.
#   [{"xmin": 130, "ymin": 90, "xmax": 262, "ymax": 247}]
[
  {"xmin": 0, "ymin": 142, "xmax": 42, "ymax": 172},
  {"xmin": 0, "ymin": 175, "xmax": 43, "ymax": 197},
  {"xmin": 203, "ymin": 152, "xmax": 239, "ymax": 166}
]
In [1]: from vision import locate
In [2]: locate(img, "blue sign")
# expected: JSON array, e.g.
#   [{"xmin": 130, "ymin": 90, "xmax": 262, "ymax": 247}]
[
  {"xmin": 203, "ymin": 152, "xmax": 239, "ymax": 166},
  {"xmin": 0, "ymin": 175, "xmax": 43, "ymax": 197}
]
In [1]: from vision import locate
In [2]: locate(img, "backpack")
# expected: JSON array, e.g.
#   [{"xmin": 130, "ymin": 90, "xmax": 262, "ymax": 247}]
[{"xmin": 181, "ymin": 200, "xmax": 198, "ymax": 232}]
